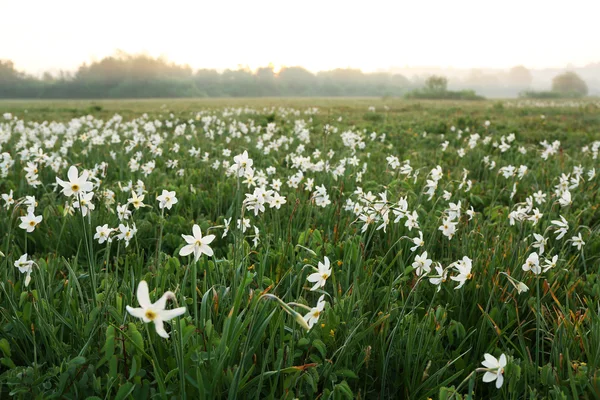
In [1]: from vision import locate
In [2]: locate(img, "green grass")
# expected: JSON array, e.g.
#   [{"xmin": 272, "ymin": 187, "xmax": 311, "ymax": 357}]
[{"xmin": 0, "ymin": 98, "xmax": 599, "ymax": 399}]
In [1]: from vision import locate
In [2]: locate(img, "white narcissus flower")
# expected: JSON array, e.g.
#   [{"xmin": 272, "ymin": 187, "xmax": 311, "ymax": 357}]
[
  {"xmin": 550, "ymin": 215, "xmax": 569, "ymax": 240},
  {"xmin": 558, "ymin": 190, "xmax": 572, "ymax": 207},
  {"xmin": 73, "ymin": 191, "xmax": 95, "ymax": 217},
  {"xmin": 439, "ymin": 217, "xmax": 457, "ymax": 240},
  {"xmin": 569, "ymin": 233, "xmax": 585, "ymax": 251},
  {"xmin": 542, "ymin": 255, "xmax": 558, "ymax": 272},
  {"xmin": 56, "ymin": 165, "xmax": 93, "ymax": 197},
  {"xmin": 94, "ymin": 224, "xmax": 113, "ymax": 244},
  {"xmin": 410, "ymin": 231, "xmax": 424, "ymax": 252},
  {"xmin": 157, "ymin": 190, "xmax": 178, "ymax": 210},
  {"xmin": 303, "ymin": 294, "xmax": 326, "ymax": 329},
  {"xmin": 128, "ymin": 191, "xmax": 145, "ymax": 210},
  {"xmin": 429, "ymin": 263, "xmax": 447, "ymax": 291},
  {"xmin": 126, "ymin": 281, "xmax": 186, "ymax": 339},
  {"xmin": 450, "ymin": 256, "xmax": 473, "ymax": 289},
  {"xmin": 466, "ymin": 206, "xmax": 475, "ymax": 220},
  {"xmin": 412, "ymin": 251, "xmax": 432, "ymax": 276},
  {"xmin": 180, "ymin": 224, "xmax": 215, "ymax": 262},
  {"xmin": 532, "ymin": 233, "xmax": 547, "ymax": 255},
  {"xmin": 2, "ymin": 190, "xmax": 14, "ymax": 209},
  {"xmin": 117, "ymin": 223, "xmax": 136, "ymax": 247},
  {"xmin": 522, "ymin": 252, "xmax": 541, "ymax": 274},
  {"xmin": 19, "ymin": 212, "xmax": 42, "ymax": 233},
  {"xmin": 116, "ymin": 203, "xmax": 131, "ymax": 221},
  {"xmin": 481, "ymin": 353, "xmax": 507, "ymax": 389},
  {"xmin": 307, "ymin": 256, "xmax": 332, "ymax": 291},
  {"xmin": 14, "ymin": 254, "xmax": 34, "ymax": 287},
  {"xmin": 233, "ymin": 150, "xmax": 253, "ymax": 177}
]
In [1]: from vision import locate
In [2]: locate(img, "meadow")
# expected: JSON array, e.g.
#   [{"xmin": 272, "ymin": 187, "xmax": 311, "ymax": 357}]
[{"xmin": 0, "ymin": 98, "xmax": 599, "ymax": 399}]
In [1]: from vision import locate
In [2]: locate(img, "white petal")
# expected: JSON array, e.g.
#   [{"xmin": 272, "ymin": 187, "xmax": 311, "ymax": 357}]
[
  {"xmin": 67, "ymin": 166, "xmax": 78, "ymax": 182},
  {"xmin": 159, "ymin": 307, "xmax": 186, "ymax": 321},
  {"xmin": 200, "ymin": 244, "xmax": 213, "ymax": 257},
  {"xmin": 306, "ymin": 272, "xmax": 321, "ymax": 282},
  {"xmin": 203, "ymin": 234, "xmax": 215, "ymax": 244},
  {"xmin": 482, "ymin": 371, "xmax": 497, "ymax": 383},
  {"xmin": 495, "ymin": 372, "xmax": 504, "ymax": 388},
  {"xmin": 154, "ymin": 291, "xmax": 175, "ymax": 310},
  {"xmin": 179, "ymin": 244, "xmax": 195, "ymax": 257},
  {"xmin": 192, "ymin": 224, "xmax": 202, "ymax": 239},
  {"xmin": 136, "ymin": 281, "xmax": 151, "ymax": 308},
  {"xmin": 482, "ymin": 353, "xmax": 497, "ymax": 367},
  {"xmin": 126, "ymin": 306, "xmax": 147, "ymax": 320},
  {"xmin": 499, "ymin": 354, "xmax": 507, "ymax": 367},
  {"xmin": 153, "ymin": 319, "xmax": 169, "ymax": 338}
]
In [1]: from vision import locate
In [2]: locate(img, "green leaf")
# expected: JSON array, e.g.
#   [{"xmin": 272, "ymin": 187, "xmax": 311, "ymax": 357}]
[
  {"xmin": 114, "ymin": 382, "xmax": 135, "ymax": 400},
  {"xmin": 312, "ymin": 339, "xmax": 326, "ymax": 358}
]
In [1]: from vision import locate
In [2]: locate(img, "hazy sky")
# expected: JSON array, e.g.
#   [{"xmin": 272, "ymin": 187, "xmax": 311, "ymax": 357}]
[{"xmin": 2, "ymin": 0, "xmax": 599, "ymax": 74}]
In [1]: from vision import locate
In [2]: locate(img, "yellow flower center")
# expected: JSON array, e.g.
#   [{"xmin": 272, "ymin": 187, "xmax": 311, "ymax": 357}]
[
  {"xmin": 29, "ymin": 221, "xmax": 36, "ymax": 226},
  {"xmin": 72, "ymin": 184, "xmax": 80, "ymax": 192},
  {"xmin": 145, "ymin": 310, "xmax": 157, "ymax": 320}
]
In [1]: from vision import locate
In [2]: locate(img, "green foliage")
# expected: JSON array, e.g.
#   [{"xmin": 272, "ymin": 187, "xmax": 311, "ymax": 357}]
[
  {"xmin": 0, "ymin": 53, "xmax": 413, "ymax": 99},
  {"xmin": 552, "ymin": 71, "xmax": 588, "ymax": 96},
  {"xmin": 0, "ymin": 99, "xmax": 598, "ymax": 399}
]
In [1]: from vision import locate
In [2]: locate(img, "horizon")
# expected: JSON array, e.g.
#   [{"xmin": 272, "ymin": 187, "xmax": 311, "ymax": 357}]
[
  {"xmin": 2, "ymin": 0, "xmax": 599, "ymax": 75},
  {"xmin": 7, "ymin": 52, "xmax": 600, "ymax": 78}
]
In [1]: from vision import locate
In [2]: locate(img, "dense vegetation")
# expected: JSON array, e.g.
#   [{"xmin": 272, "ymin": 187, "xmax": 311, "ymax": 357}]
[
  {"xmin": 405, "ymin": 76, "xmax": 485, "ymax": 100},
  {"xmin": 2, "ymin": 54, "xmax": 595, "ymax": 99},
  {"xmin": 0, "ymin": 55, "xmax": 414, "ymax": 98},
  {"xmin": 0, "ymin": 99, "xmax": 599, "ymax": 399}
]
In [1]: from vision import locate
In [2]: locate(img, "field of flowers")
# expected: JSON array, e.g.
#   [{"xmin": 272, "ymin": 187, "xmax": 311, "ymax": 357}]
[{"xmin": 0, "ymin": 99, "xmax": 599, "ymax": 399}]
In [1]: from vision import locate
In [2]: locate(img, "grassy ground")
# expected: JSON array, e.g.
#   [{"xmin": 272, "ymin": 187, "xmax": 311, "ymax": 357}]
[{"xmin": 0, "ymin": 98, "xmax": 599, "ymax": 399}]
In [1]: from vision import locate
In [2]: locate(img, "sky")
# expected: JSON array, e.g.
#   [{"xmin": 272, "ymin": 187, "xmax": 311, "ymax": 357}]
[{"xmin": 2, "ymin": 0, "xmax": 599, "ymax": 75}]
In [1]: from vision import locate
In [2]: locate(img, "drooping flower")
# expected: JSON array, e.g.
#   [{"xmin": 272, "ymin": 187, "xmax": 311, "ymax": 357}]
[
  {"xmin": 550, "ymin": 215, "xmax": 569, "ymax": 240},
  {"xmin": 14, "ymin": 254, "xmax": 34, "ymax": 287},
  {"xmin": 450, "ymin": 256, "xmax": 473, "ymax": 289},
  {"xmin": 126, "ymin": 281, "xmax": 186, "ymax": 339},
  {"xmin": 303, "ymin": 294, "xmax": 326, "ymax": 329},
  {"xmin": 179, "ymin": 224, "xmax": 215, "ymax": 262},
  {"xmin": 429, "ymin": 263, "xmax": 448, "ymax": 291},
  {"xmin": 410, "ymin": 231, "xmax": 424, "ymax": 252},
  {"xmin": 522, "ymin": 252, "xmax": 541, "ymax": 275},
  {"xmin": 481, "ymin": 353, "xmax": 507, "ymax": 389}
]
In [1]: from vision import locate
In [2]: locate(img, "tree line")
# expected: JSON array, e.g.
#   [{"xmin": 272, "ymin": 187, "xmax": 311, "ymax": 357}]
[
  {"xmin": 0, "ymin": 53, "xmax": 415, "ymax": 98},
  {"xmin": 0, "ymin": 52, "xmax": 591, "ymax": 99}
]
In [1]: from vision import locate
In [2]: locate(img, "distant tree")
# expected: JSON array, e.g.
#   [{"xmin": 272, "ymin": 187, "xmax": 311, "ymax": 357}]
[
  {"xmin": 278, "ymin": 66, "xmax": 316, "ymax": 83},
  {"xmin": 552, "ymin": 71, "xmax": 588, "ymax": 96},
  {"xmin": 0, "ymin": 60, "xmax": 21, "ymax": 83},
  {"xmin": 465, "ymin": 70, "xmax": 500, "ymax": 87},
  {"xmin": 507, "ymin": 65, "xmax": 532, "ymax": 87},
  {"xmin": 390, "ymin": 74, "xmax": 410, "ymax": 87},
  {"xmin": 425, "ymin": 75, "xmax": 448, "ymax": 92}
]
